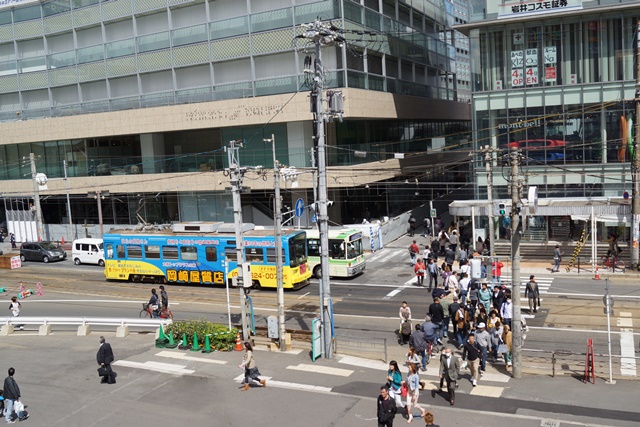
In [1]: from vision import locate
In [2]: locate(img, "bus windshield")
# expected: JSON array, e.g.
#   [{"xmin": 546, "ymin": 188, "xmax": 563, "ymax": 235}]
[
  {"xmin": 347, "ymin": 237, "xmax": 363, "ymax": 259},
  {"xmin": 289, "ymin": 233, "xmax": 307, "ymax": 267}
]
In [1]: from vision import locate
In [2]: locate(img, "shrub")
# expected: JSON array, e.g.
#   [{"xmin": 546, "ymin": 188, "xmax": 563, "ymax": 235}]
[{"xmin": 166, "ymin": 320, "xmax": 237, "ymax": 351}]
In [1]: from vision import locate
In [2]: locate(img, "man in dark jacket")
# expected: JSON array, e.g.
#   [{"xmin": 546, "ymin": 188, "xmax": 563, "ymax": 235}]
[
  {"xmin": 492, "ymin": 285, "xmax": 505, "ymax": 312},
  {"xmin": 462, "ymin": 333, "xmax": 481, "ymax": 387},
  {"xmin": 376, "ymin": 385, "xmax": 397, "ymax": 427},
  {"xmin": 97, "ymin": 336, "xmax": 116, "ymax": 384},
  {"xmin": 3, "ymin": 367, "xmax": 20, "ymax": 424},
  {"xmin": 409, "ymin": 323, "xmax": 429, "ymax": 370},
  {"xmin": 525, "ymin": 275, "xmax": 540, "ymax": 314},
  {"xmin": 428, "ymin": 298, "xmax": 445, "ymax": 345},
  {"xmin": 448, "ymin": 296, "xmax": 461, "ymax": 338}
]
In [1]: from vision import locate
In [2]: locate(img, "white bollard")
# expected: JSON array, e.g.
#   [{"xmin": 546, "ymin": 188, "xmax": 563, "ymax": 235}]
[
  {"xmin": 39, "ymin": 324, "xmax": 52, "ymax": 336},
  {"xmin": 0, "ymin": 324, "xmax": 14, "ymax": 336},
  {"xmin": 77, "ymin": 324, "xmax": 91, "ymax": 336},
  {"xmin": 116, "ymin": 325, "xmax": 129, "ymax": 338}
]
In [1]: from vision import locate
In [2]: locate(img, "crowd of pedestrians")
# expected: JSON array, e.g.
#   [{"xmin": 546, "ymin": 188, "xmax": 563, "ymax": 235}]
[{"xmin": 381, "ymin": 219, "xmax": 529, "ymax": 424}]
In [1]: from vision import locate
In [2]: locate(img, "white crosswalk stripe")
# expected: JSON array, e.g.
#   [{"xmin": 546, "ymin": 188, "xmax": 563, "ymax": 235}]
[{"xmin": 500, "ymin": 275, "xmax": 554, "ymax": 294}]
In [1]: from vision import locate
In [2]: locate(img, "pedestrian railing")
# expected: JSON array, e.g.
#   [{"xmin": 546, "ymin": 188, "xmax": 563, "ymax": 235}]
[
  {"xmin": 1, "ymin": 316, "xmax": 171, "ymax": 330},
  {"xmin": 334, "ymin": 334, "xmax": 388, "ymax": 362}
]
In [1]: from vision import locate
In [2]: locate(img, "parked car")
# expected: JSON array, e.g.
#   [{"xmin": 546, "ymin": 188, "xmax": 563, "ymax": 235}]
[
  {"xmin": 20, "ymin": 241, "xmax": 67, "ymax": 263},
  {"xmin": 503, "ymin": 139, "xmax": 567, "ymax": 163}
]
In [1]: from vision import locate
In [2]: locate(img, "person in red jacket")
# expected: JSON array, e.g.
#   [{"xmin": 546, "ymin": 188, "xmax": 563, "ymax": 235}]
[
  {"xmin": 414, "ymin": 258, "xmax": 426, "ymax": 286},
  {"xmin": 409, "ymin": 240, "xmax": 420, "ymax": 266},
  {"xmin": 492, "ymin": 260, "xmax": 504, "ymax": 283}
]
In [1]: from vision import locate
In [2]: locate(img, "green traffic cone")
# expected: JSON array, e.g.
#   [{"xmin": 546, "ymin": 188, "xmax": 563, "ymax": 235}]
[
  {"xmin": 202, "ymin": 335, "xmax": 213, "ymax": 353},
  {"xmin": 190, "ymin": 331, "xmax": 200, "ymax": 351},
  {"xmin": 0, "ymin": 287, "xmax": 5, "ymax": 293},
  {"xmin": 165, "ymin": 332, "xmax": 178, "ymax": 349},
  {"xmin": 158, "ymin": 325, "xmax": 167, "ymax": 341},
  {"xmin": 179, "ymin": 332, "xmax": 190, "ymax": 350}
]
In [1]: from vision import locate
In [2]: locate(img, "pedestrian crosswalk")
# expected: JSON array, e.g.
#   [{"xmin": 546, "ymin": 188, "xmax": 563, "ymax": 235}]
[{"xmin": 112, "ymin": 345, "xmax": 512, "ymax": 400}]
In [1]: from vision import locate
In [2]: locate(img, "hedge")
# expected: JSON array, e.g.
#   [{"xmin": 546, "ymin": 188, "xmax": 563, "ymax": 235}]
[{"xmin": 165, "ymin": 320, "xmax": 238, "ymax": 351}]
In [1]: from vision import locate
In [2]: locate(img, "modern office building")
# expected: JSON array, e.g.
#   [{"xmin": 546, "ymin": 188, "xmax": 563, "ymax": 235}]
[
  {"xmin": 0, "ymin": 0, "xmax": 471, "ymax": 240},
  {"xmin": 455, "ymin": 0, "xmax": 638, "ymax": 240}
]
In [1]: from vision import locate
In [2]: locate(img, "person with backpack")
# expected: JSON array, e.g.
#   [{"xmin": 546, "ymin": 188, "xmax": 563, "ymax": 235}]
[
  {"xmin": 409, "ymin": 324, "xmax": 429, "ymax": 370},
  {"xmin": 408, "ymin": 215, "xmax": 417, "ymax": 237},
  {"xmin": 3, "ymin": 367, "xmax": 20, "ymax": 424}
]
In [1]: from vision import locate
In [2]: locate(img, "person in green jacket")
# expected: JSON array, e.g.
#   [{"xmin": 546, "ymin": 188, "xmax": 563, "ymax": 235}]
[{"xmin": 478, "ymin": 282, "xmax": 492, "ymax": 313}]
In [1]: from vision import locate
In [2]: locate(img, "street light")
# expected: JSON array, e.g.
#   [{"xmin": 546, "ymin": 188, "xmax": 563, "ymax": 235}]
[{"xmin": 264, "ymin": 134, "xmax": 286, "ymax": 351}]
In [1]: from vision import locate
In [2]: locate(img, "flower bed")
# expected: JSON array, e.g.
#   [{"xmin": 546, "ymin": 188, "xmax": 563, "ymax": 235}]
[{"xmin": 166, "ymin": 320, "xmax": 238, "ymax": 351}]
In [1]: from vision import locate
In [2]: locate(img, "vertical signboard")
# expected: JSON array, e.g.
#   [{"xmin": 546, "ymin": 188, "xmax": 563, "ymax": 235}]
[
  {"xmin": 544, "ymin": 46, "xmax": 557, "ymax": 82},
  {"xmin": 525, "ymin": 48, "xmax": 538, "ymax": 85},
  {"xmin": 511, "ymin": 50, "xmax": 524, "ymax": 87}
]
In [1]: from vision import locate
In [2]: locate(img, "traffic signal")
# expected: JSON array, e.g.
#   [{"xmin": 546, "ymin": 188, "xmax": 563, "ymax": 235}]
[{"xmin": 498, "ymin": 203, "xmax": 506, "ymax": 216}]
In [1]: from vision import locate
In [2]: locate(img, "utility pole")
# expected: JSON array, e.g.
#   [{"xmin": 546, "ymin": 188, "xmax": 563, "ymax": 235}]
[
  {"xmin": 266, "ymin": 134, "xmax": 287, "ymax": 351},
  {"xmin": 29, "ymin": 153, "xmax": 44, "ymax": 241},
  {"xmin": 510, "ymin": 148, "xmax": 523, "ymax": 379},
  {"xmin": 483, "ymin": 146, "xmax": 495, "ymax": 282},
  {"xmin": 631, "ymin": 20, "xmax": 640, "ymax": 270},
  {"xmin": 63, "ymin": 160, "xmax": 74, "ymax": 241},
  {"xmin": 227, "ymin": 140, "xmax": 251, "ymax": 342},
  {"xmin": 299, "ymin": 20, "xmax": 345, "ymax": 358}
]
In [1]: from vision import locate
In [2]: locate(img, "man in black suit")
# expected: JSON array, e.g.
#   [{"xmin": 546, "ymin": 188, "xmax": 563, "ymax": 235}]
[{"xmin": 97, "ymin": 336, "xmax": 116, "ymax": 384}]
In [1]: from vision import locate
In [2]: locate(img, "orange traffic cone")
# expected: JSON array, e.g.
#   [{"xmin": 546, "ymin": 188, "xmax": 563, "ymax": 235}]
[
  {"xmin": 234, "ymin": 332, "xmax": 243, "ymax": 351},
  {"xmin": 61, "ymin": 237, "xmax": 65, "ymax": 244},
  {"xmin": 593, "ymin": 266, "xmax": 601, "ymax": 280}
]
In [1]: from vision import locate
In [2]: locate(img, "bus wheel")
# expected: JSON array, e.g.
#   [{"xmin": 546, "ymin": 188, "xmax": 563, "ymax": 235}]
[
  {"xmin": 313, "ymin": 265, "xmax": 322, "ymax": 279},
  {"xmin": 252, "ymin": 280, "xmax": 262, "ymax": 290},
  {"xmin": 132, "ymin": 275, "xmax": 141, "ymax": 283}
]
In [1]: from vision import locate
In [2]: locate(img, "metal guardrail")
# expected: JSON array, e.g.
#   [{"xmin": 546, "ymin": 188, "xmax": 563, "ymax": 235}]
[
  {"xmin": 334, "ymin": 334, "xmax": 388, "ymax": 362},
  {"xmin": 523, "ymin": 348, "xmax": 640, "ymax": 378},
  {"xmin": 0, "ymin": 316, "xmax": 172, "ymax": 328}
]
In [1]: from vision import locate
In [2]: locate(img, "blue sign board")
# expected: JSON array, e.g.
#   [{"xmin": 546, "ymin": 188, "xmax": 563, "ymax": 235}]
[
  {"xmin": 295, "ymin": 198, "xmax": 305, "ymax": 217},
  {"xmin": 312, "ymin": 214, "xmax": 317, "ymax": 223}
]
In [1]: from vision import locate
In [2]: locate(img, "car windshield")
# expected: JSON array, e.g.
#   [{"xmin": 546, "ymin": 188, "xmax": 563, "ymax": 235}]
[{"xmin": 40, "ymin": 242, "xmax": 58, "ymax": 250}]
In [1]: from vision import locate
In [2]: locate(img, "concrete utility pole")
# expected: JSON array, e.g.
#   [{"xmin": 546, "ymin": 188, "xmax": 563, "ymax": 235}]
[
  {"xmin": 632, "ymin": 20, "xmax": 640, "ymax": 270},
  {"xmin": 299, "ymin": 20, "xmax": 346, "ymax": 358},
  {"xmin": 227, "ymin": 140, "xmax": 251, "ymax": 342},
  {"xmin": 266, "ymin": 134, "xmax": 287, "ymax": 351},
  {"xmin": 63, "ymin": 160, "xmax": 74, "ymax": 241},
  {"xmin": 29, "ymin": 153, "xmax": 44, "ymax": 241},
  {"xmin": 510, "ymin": 148, "xmax": 522, "ymax": 379},
  {"xmin": 482, "ymin": 146, "xmax": 495, "ymax": 283}
]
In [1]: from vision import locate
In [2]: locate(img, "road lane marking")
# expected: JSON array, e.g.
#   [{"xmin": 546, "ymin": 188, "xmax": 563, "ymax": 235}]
[
  {"xmin": 297, "ymin": 292, "xmax": 310, "ymax": 299},
  {"xmin": 286, "ymin": 364, "xmax": 353, "ymax": 377},
  {"xmin": 383, "ymin": 277, "xmax": 417, "ymax": 300},
  {"xmin": 113, "ymin": 360, "xmax": 195, "ymax": 375},
  {"xmin": 155, "ymin": 350, "xmax": 227, "ymax": 364},
  {"xmin": 20, "ymin": 299, "xmax": 180, "ymax": 305},
  {"xmin": 338, "ymin": 355, "xmax": 389, "ymax": 371},
  {"xmin": 618, "ymin": 312, "xmax": 636, "ymax": 376},
  {"xmin": 233, "ymin": 373, "xmax": 332, "ymax": 393}
]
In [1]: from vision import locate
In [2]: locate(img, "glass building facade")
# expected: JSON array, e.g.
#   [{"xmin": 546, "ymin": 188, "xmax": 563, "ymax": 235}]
[
  {"xmin": 461, "ymin": 1, "xmax": 638, "ymax": 199},
  {"xmin": 0, "ymin": 0, "xmax": 472, "ymax": 230}
]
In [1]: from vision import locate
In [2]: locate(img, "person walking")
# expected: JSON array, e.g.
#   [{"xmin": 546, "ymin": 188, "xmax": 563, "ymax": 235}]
[
  {"xmin": 409, "ymin": 240, "xmax": 420, "ymax": 266},
  {"xmin": 9, "ymin": 296, "xmax": 23, "ymax": 331},
  {"xmin": 502, "ymin": 324, "xmax": 513, "ymax": 368},
  {"xmin": 491, "ymin": 260, "xmax": 504, "ymax": 283},
  {"xmin": 500, "ymin": 296, "xmax": 513, "ymax": 329},
  {"xmin": 423, "ymin": 412, "xmax": 440, "ymax": 427},
  {"xmin": 552, "ymin": 245, "xmax": 563, "ymax": 272},
  {"xmin": 9, "ymin": 233, "xmax": 16, "ymax": 249},
  {"xmin": 444, "ymin": 246, "xmax": 455, "ymax": 271},
  {"xmin": 159, "ymin": 285, "xmax": 168, "ymax": 311},
  {"xmin": 478, "ymin": 282, "xmax": 492, "ymax": 313},
  {"xmin": 386, "ymin": 361, "xmax": 405, "ymax": 411},
  {"xmin": 427, "ymin": 258, "xmax": 438, "ymax": 291},
  {"xmin": 489, "ymin": 320, "xmax": 504, "ymax": 362},
  {"xmin": 409, "ymin": 215, "xmax": 417, "ymax": 237},
  {"xmin": 475, "ymin": 322, "xmax": 491, "ymax": 374},
  {"xmin": 3, "ymin": 368, "xmax": 20, "ymax": 424},
  {"xmin": 428, "ymin": 298, "xmax": 445, "ymax": 345},
  {"xmin": 438, "ymin": 347, "xmax": 460, "ymax": 405},
  {"xmin": 461, "ymin": 333, "xmax": 481, "ymax": 387},
  {"xmin": 97, "ymin": 336, "xmax": 116, "ymax": 384},
  {"xmin": 414, "ymin": 258, "xmax": 426, "ymax": 287},
  {"xmin": 377, "ymin": 386, "xmax": 397, "ymax": 427},
  {"xmin": 239, "ymin": 341, "xmax": 266, "ymax": 390},
  {"xmin": 525, "ymin": 275, "xmax": 540, "ymax": 314},
  {"xmin": 405, "ymin": 363, "xmax": 427, "ymax": 423},
  {"xmin": 409, "ymin": 324, "xmax": 429, "ymax": 371},
  {"xmin": 399, "ymin": 301, "xmax": 412, "ymax": 345},
  {"xmin": 448, "ymin": 230, "xmax": 459, "ymax": 253},
  {"xmin": 422, "ymin": 217, "xmax": 432, "ymax": 237}
]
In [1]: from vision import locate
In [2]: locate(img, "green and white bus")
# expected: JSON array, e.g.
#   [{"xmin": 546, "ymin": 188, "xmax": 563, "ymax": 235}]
[{"xmin": 306, "ymin": 229, "xmax": 366, "ymax": 279}]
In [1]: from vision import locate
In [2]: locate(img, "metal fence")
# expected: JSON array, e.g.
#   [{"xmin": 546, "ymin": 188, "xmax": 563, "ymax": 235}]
[
  {"xmin": 334, "ymin": 334, "xmax": 388, "ymax": 362},
  {"xmin": 523, "ymin": 348, "xmax": 640, "ymax": 380}
]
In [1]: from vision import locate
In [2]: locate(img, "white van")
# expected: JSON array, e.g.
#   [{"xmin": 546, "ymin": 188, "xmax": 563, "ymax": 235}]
[{"xmin": 72, "ymin": 238, "xmax": 105, "ymax": 266}]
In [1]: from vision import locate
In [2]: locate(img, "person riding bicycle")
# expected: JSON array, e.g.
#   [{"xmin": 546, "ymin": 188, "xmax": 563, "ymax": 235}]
[
  {"xmin": 159, "ymin": 285, "xmax": 168, "ymax": 311},
  {"xmin": 149, "ymin": 288, "xmax": 160, "ymax": 318}
]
